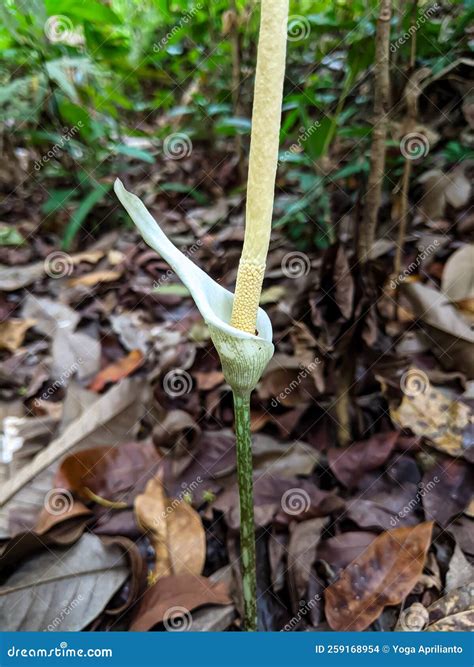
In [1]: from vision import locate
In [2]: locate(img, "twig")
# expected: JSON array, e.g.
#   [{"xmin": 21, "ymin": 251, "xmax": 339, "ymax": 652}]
[{"xmin": 358, "ymin": 0, "xmax": 392, "ymax": 263}]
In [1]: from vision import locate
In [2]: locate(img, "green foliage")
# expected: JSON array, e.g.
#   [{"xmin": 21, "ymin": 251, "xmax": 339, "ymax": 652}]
[{"xmin": 0, "ymin": 0, "xmax": 470, "ymax": 248}]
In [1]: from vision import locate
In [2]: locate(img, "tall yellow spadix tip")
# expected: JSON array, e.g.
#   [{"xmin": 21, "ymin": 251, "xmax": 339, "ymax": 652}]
[{"xmin": 230, "ymin": 0, "xmax": 289, "ymax": 335}]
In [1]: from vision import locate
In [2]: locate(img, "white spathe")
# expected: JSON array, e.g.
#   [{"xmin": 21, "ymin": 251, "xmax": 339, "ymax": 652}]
[{"xmin": 114, "ymin": 179, "xmax": 274, "ymax": 394}]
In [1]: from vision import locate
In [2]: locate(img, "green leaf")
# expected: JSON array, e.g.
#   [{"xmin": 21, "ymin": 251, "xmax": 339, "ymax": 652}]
[
  {"xmin": 153, "ymin": 284, "xmax": 191, "ymax": 297},
  {"xmin": 62, "ymin": 183, "xmax": 111, "ymax": 250},
  {"xmin": 112, "ymin": 144, "xmax": 155, "ymax": 164},
  {"xmin": 45, "ymin": 0, "xmax": 121, "ymax": 25},
  {"xmin": 0, "ymin": 225, "xmax": 25, "ymax": 246}
]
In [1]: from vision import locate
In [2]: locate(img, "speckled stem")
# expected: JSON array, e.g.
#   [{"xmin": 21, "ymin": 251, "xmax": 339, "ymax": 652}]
[{"xmin": 233, "ymin": 390, "xmax": 257, "ymax": 631}]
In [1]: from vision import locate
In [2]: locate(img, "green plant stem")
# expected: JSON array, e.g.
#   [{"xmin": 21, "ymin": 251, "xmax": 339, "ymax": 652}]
[{"xmin": 232, "ymin": 390, "xmax": 257, "ymax": 631}]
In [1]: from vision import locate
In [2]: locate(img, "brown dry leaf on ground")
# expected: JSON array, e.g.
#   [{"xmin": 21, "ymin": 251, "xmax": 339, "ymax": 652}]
[
  {"xmin": 390, "ymin": 380, "xmax": 471, "ymax": 458},
  {"xmin": 327, "ymin": 432, "xmax": 399, "ymax": 488},
  {"xmin": 56, "ymin": 440, "xmax": 161, "ymax": 504},
  {"xmin": 134, "ymin": 476, "xmax": 206, "ymax": 581},
  {"xmin": 325, "ymin": 522, "xmax": 433, "ymax": 631},
  {"xmin": 442, "ymin": 245, "xmax": 474, "ymax": 305},
  {"xmin": 88, "ymin": 349, "xmax": 144, "ymax": 392},
  {"xmin": 0, "ymin": 318, "xmax": 35, "ymax": 352},
  {"xmin": 67, "ymin": 269, "xmax": 122, "ymax": 288},
  {"xmin": 426, "ymin": 582, "xmax": 474, "ymax": 631},
  {"xmin": 400, "ymin": 283, "xmax": 474, "ymax": 377},
  {"xmin": 0, "ymin": 533, "xmax": 129, "ymax": 631},
  {"xmin": 0, "ymin": 501, "xmax": 92, "ymax": 571},
  {"xmin": 421, "ymin": 458, "xmax": 473, "ymax": 526},
  {"xmin": 130, "ymin": 573, "xmax": 232, "ymax": 631}
]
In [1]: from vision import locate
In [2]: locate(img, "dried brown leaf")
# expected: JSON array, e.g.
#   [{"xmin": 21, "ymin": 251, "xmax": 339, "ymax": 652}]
[{"xmin": 325, "ymin": 522, "xmax": 433, "ymax": 631}]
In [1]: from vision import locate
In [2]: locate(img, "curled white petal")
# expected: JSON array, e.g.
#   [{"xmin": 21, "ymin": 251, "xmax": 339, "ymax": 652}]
[{"xmin": 114, "ymin": 179, "xmax": 274, "ymax": 393}]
